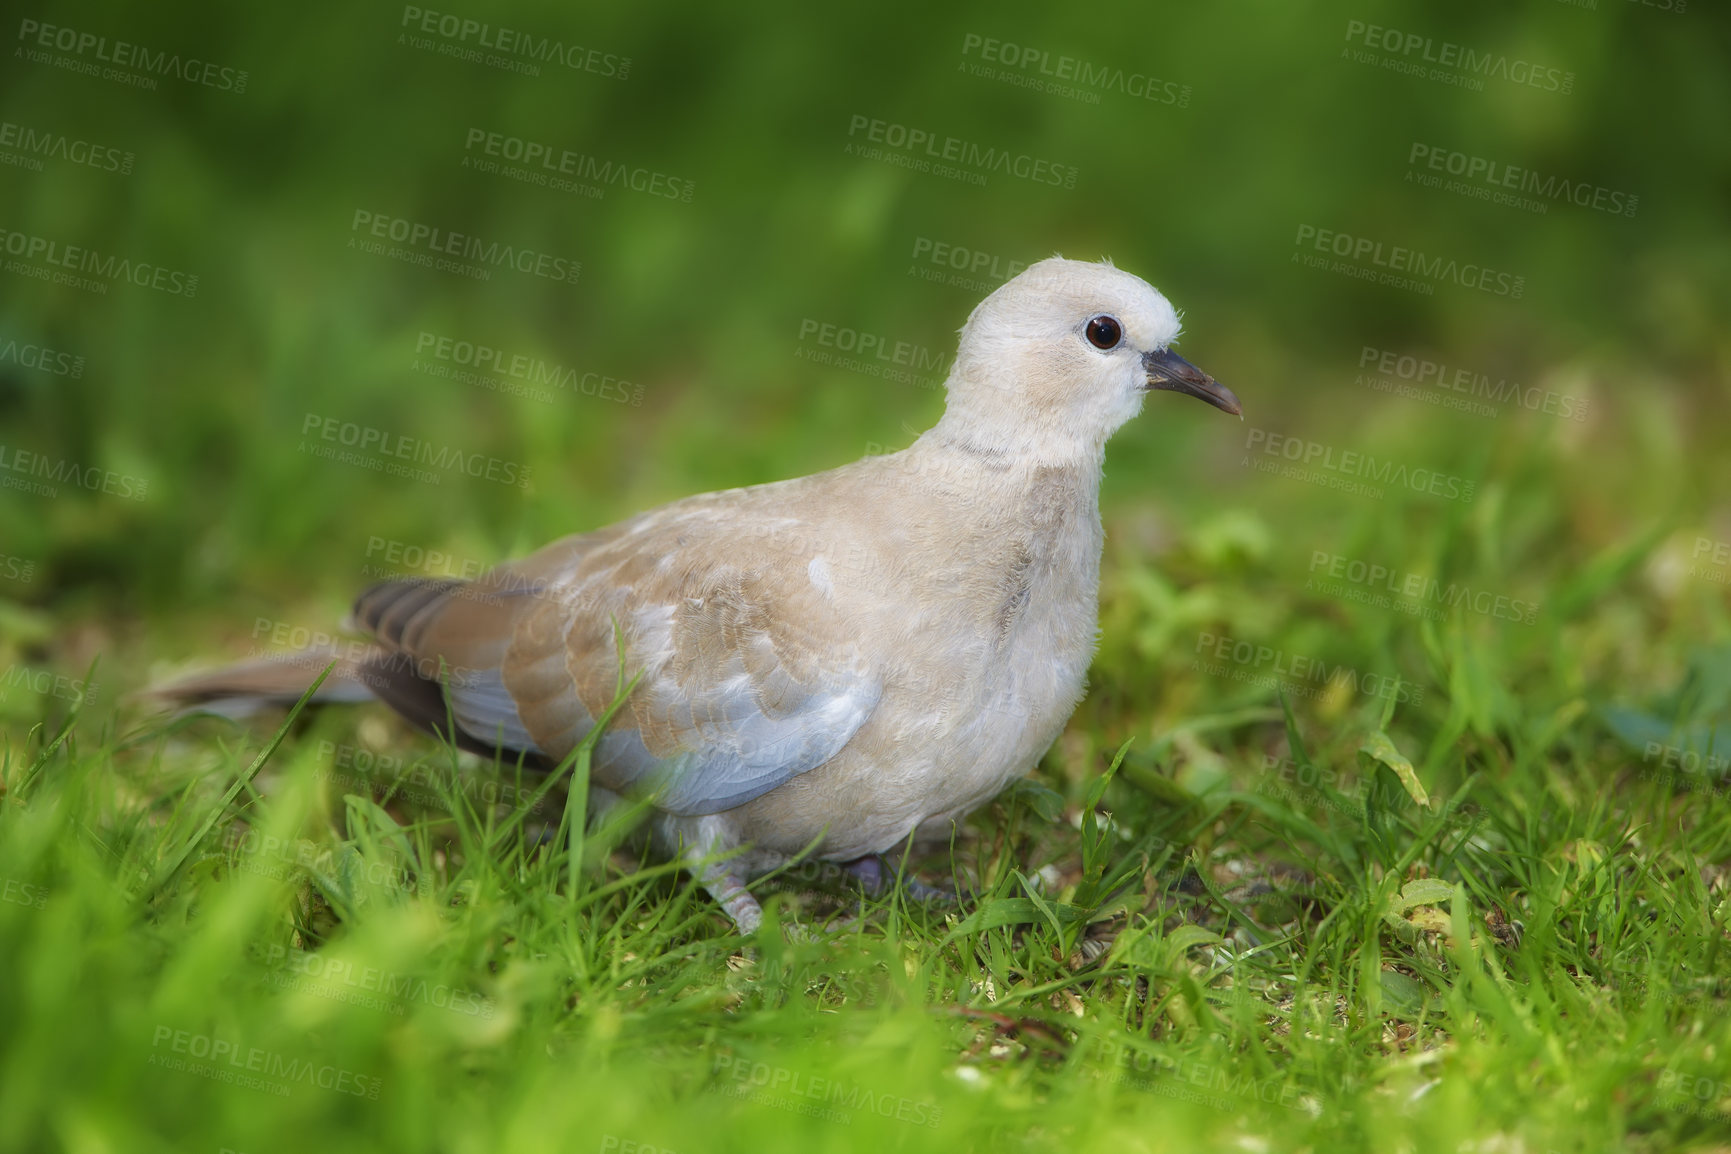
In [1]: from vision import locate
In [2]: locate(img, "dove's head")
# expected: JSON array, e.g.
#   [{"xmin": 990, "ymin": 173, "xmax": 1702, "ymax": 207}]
[{"xmin": 940, "ymin": 257, "xmax": 1240, "ymax": 462}]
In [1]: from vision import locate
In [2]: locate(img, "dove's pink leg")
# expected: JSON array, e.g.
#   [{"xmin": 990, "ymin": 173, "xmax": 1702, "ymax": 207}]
[{"xmin": 699, "ymin": 864, "xmax": 764, "ymax": 934}]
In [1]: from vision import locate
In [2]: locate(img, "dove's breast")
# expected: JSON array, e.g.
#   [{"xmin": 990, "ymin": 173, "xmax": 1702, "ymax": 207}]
[
  {"xmin": 904, "ymin": 463, "xmax": 1104, "ymax": 836},
  {"xmin": 724, "ymin": 457, "xmax": 1106, "ymax": 859}
]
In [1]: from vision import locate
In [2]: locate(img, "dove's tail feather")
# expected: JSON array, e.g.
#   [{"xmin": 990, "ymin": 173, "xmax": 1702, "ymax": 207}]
[
  {"xmin": 146, "ymin": 643, "xmax": 558, "ymax": 770},
  {"xmin": 146, "ymin": 648, "xmax": 379, "ymax": 718}
]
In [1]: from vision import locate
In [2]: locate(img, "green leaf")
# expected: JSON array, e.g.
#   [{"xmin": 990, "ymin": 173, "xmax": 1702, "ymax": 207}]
[
  {"xmin": 1001, "ymin": 778, "xmax": 1066, "ymax": 825},
  {"xmin": 1164, "ymin": 923, "xmax": 1224, "ymax": 953},
  {"xmin": 1394, "ymin": 878, "xmax": 1457, "ymax": 910},
  {"xmin": 1378, "ymin": 969, "xmax": 1430, "ymax": 1019},
  {"xmin": 942, "ymin": 896, "xmax": 1090, "ymax": 938},
  {"xmin": 1359, "ymin": 730, "xmax": 1430, "ymax": 808}
]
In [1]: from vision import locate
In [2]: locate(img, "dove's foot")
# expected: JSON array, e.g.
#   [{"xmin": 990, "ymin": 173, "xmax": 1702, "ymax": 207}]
[
  {"xmin": 839, "ymin": 855, "xmax": 958, "ymax": 907},
  {"xmin": 697, "ymin": 851, "xmax": 954, "ymax": 935},
  {"xmin": 700, "ymin": 865, "xmax": 764, "ymax": 935}
]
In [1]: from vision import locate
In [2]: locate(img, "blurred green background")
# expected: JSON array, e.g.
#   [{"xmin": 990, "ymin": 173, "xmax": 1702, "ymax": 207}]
[{"xmin": 2, "ymin": 0, "xmax": 1724, "ymax": 680}]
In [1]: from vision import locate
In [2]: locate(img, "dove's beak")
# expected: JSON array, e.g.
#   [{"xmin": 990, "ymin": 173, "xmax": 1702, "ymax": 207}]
[{"xmin": 1143, "ymin": 348, "xmax": 1242, "ymax": 416}]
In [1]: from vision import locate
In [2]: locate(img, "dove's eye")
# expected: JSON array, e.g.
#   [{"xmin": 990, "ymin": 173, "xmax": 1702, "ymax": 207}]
[{"xmin": 1084, "ymin": 315, "xmax": 1122, "ymax": 350}]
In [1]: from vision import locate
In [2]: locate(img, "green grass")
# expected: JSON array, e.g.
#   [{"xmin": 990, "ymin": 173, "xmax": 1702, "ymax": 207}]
[
  {"xmin": 4, "ymin": 2, "xmax": 1728, "ymax": 1149},
  {"xmin": 5, "ymin": 400, "xmax": 1730, "ymax": 1154}
]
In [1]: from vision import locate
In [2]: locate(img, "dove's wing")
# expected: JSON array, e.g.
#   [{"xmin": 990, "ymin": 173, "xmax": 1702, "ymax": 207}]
[{"xmin": 351, "ymin": 498, "xmax": 883, "ymax": 816}]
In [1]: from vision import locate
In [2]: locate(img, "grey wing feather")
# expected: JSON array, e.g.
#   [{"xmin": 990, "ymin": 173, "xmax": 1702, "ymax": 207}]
[
  {"xmin": 356, "ymin": 516, "xmax": 882, "ymax": 816},
  {"xmin": 447, "ymin": 668, "xmax": 544, "ymax": 755},
  {"xmin": 625, "ymin": 663, "xmax": 881, "ymax": 815}
]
